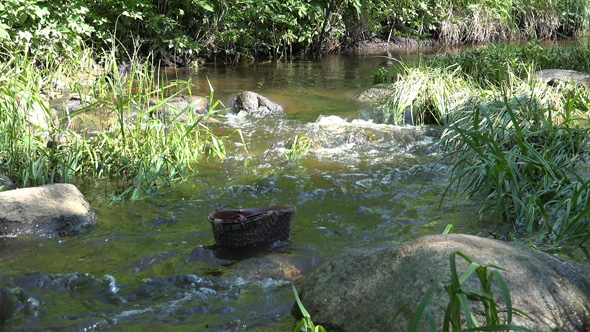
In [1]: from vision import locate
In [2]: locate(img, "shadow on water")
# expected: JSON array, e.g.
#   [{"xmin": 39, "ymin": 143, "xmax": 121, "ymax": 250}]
[{"xmin": 2, "ymin": 41, "xmax": 587, "ymax": 331}]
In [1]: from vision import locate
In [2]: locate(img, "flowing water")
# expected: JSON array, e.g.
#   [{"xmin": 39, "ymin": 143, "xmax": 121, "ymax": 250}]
[{"xmin": 0, "ymin": 49, "xmax": 586, "ymax": 331}]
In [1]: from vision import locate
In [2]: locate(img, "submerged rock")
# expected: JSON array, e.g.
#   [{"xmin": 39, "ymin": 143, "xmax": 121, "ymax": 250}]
[
  {"xmin": 231, "ymin": 91, "xmax": 283, "ymax": 115},
  {"xmin": 356, "ymin": 88, "xmax": 417, "ymax": 125},
  {"xmin": 296, "ymin": 234, "xmax": 590, "ymax": 331},
  {"xmin": 53, "ymin": 93, "xmax": 97, "ymax": 114},
  {"xmin": 307, "ymin": 115, "xmax": 438, "ymax": 149},
  {"xmin": 356, "ymin": 87, "xmax": 394, "ymax": 104},
  {"xmin": 0, "ymin": 184, "xmax": 97, "ymax": 238},
  {"xmin": 148, "ymin": 95, "xmax": 210, "ymax": 121},
  {"xmin": 51, "ymin": 94, "xmax": 214, "ymax": 135},
  {"xmin": 0, "ymin": 287, "xmax": 30, "ymax": 325},
  {"xmin": 534, "ymin": 69, "xmax": 590, "ymax": 87},
  {"xmin": 224, "ymin": 253, "xmax": 317, "ymax": 282}
]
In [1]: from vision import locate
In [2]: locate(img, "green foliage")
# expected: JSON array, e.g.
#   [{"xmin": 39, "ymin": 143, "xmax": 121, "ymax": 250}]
[
  {"xmin": 0, "ymin": 50, "xmax": 227, "ymax": 200},
  {"xmin": 286, "ymin": 135, "xmax": 311, "ymax": 161},
  {"xmin": 373, "ymin": 66, "xmax": 390, "ymax": 84},
  {"xmin": 0, "ymin": 0, "xmax": 93, "ymax": 61},
  {"xmin": 292, "ymin": 283, "xmax": 327, "ymax": 332},
  {"xmin": 429, "ymin": 42, "xmax": 590, "ymax": 87},
  {"xmin": 410, "ymin": 251, "xmax": 533, "ymax": 332},
  {"xmin": 3, "ymin": 0, "xmax": 590, "ymax": 63},
  {"xmin": 440, "ymin": 75, "xmax": 590, "ymax": 246}
]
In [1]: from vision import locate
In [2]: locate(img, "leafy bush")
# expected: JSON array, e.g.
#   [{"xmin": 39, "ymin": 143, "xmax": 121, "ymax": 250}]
[
  {"xmin": 3, "ymin": 0, "xmax": 590, "ymax": 63},
  {"xmin": 0, "ymin": 0, "xmax": 93, "ymax": 61}
]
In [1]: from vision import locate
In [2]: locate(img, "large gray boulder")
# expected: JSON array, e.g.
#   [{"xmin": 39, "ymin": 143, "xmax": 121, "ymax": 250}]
[
  {"xmin": 231, "ymin": 91, "xmax": 283, "ymax": 115},
  {"xmin": 534, "ymin": 69, "xmax": 590, "ymax": 86},
  {"xmin": 0, "ymin": 184, "xmax": 97, "ymax": 238},
  {"xmin": 296, "ymin": 234, "xmax": 590, "ymax": 331}
]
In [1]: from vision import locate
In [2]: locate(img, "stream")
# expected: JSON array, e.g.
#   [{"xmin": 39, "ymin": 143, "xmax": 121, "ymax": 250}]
[{"xmin": 0, "ymin": 48, "xmax": 586, "ymax": 331}]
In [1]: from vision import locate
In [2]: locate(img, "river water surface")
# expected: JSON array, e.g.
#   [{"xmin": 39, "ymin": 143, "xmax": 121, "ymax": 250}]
[{"xmin": 0, "ymin": 49, "xmax": 585, "ymax": 331}]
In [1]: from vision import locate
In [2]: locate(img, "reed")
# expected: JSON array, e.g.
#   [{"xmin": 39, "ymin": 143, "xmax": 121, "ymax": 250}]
[
  {"xmin": 0, "ymin": 47, "xmax": 228, "ymax": 200},
  {"xmin": 292, "ymin": 283, "xmax": 326, "ymax": 332}
]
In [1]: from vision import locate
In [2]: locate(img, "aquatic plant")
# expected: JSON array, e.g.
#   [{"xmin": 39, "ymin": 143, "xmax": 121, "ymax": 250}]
[
  {"xmin": 285, "ymin": 135, "xmax": 312, "ymax": 161},
  {"xmin": 410, "ymin": 251, "xmax": 533, "ymax": 332},
  {"xmin": 292, "ymin": 283, "xmax": 326, "ymax": 332},
  {"xmin": 373, "ymin": 67, "xmax": 390, "ymax": 84}
]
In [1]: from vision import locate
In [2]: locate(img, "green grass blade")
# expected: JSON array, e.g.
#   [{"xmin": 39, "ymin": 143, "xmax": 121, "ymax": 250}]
[{"xmin": 409, "ymin": 269, "xmax": 446, "ymax": 332}]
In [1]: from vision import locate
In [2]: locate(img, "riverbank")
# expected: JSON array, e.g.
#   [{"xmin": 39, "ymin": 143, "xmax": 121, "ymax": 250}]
[{"xmin": 2, "ymin": 0, "xmax": 589, "ymax": 65}]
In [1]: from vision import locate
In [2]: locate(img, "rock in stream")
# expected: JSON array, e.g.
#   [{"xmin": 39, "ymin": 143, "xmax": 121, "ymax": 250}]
[
  {"xmin": 296, "ymin": 234, "xmax": 590, "ymax": 331},
  {"xmin": 231, "ymin": 91, "xmax": 284, "ymax": 116},
  {"xmin": 0, "ymin": 184, "xmax": 97, "ymax": 238}
]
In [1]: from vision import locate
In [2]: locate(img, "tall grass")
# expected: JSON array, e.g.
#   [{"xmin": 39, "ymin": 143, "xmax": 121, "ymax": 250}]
[
  {"xmin": 382, "ymin": 63, "xmax": 474, "ymax": 125},
  {"xmin": 380, "ymin": 55, "xmax": 590, "ymax": 246},
  {"xmin": 0, "ymin": 47, "xmax": 228, "ymax": 200},
  {"xmin": 435, "ymin": 0, "xmax": 590, "ymax": 44},
  {"xmin": 429, "ymin": 41, "xmax": 590, "ymax": 87},
  {"xmin": 440, "ymin": 72, "xmax": 590, "ymax": 246}
]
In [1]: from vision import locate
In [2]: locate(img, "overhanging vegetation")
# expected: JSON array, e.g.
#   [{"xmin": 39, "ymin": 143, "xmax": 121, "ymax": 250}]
[{"xmin": 1, "ymin": 0, "xmax": 589, "ymax": 63}]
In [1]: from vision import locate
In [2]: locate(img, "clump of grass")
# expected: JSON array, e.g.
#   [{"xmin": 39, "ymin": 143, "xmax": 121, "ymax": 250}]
[
  {"xmin": 382, "ymin": 55, "xmax": 590, "ymax": 246},
  {"xmin": 382, "ymin": 63, "xmax": 474, "ymax": 125},
  {"xmin": 410, "ymin": 251, "xmax": 533, "ymax": 331},
  {"xmin": 292, "ymin": 283, "xmax": 326, "ymax": 332},
  {"xmin": 285, "ymin": 135, "xmax": 311, "ymax": 161},
  {"xmin": 384, "ymin": 42, "xmax": 590, "ymax": 127},
  {"xmin": 440, "ymin": 71, "xmax": 590, "ymax": 246}
]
